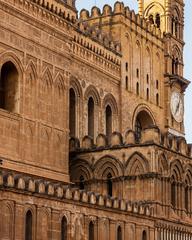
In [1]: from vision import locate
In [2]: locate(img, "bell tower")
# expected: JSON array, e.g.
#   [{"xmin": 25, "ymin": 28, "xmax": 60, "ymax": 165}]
[{"xmin": 137, "ymin": 0, "xmax": 189, "ymax": 137}]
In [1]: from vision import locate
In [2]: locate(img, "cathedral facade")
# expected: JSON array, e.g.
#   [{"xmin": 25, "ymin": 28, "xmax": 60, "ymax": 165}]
[{"xmin": 0, "ymin": 0, "xmax": 192, "ymax": 239}]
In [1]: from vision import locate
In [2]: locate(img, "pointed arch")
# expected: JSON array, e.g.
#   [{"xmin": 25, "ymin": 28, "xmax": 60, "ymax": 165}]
[
  {"xmin": 170, "ymin": 159, "xmax": 184, "ymax": 181},
  {"xmin": 25, "ymin": 210, "xmax": 33, "ymax": 240},
  {"xmin": 61, "ymin": 216, "xmax": 68, "ymax": 240},
  {"xmin": 54, "ymin": 73, "xmax": 65, "ymax": 94},
  {"xmin": 103, "ymin": 93, "xmax": 118, "ymax": 115},
  {"xmin": 158, "ymin": 153, "xmax": 169, "ymax": 174},
  {"xmin": 84, "ymin": 85, "xmax": 101, "ymax": 106},
  {"xmin": 42, "ymin": 68, "xmax": 53, "ymax": 88},
  {"xmin": 125, "ymin": 152, "xmax": 150, "ymax": 175},
  {"xmin": 70, "ymin": 76, "xmax": 82, "ymax": 98},
  {"xmin": 94, "ymin": 155, "xmax": 123, "ymax": 179}
]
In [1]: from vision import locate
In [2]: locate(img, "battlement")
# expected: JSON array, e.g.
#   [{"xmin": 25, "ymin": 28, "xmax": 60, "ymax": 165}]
[
  {"xmin": 78, "ymin": 2, "xmax": 162, "ymax": 39},
  {"xmin": 0, "ymin": 168, "xmax": 153, "ymax": 217},
  {"xmin": 69, "ymin": 126, "xmax": 192, "ymax": 159}
]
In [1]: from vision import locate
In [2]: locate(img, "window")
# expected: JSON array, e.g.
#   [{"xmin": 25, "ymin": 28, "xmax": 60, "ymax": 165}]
[
  {"xmin": 79, "ymin": 175, "xmax": 85, "ymax": 190},
  {"xmin": 136, "ymin": 82, "xmax": 139, "ymax": 95},
  {"xmin": 89, "ymin": 222, "xmax": 94, "ymax": 240},
  {"xmin": 125, "ymin": 62, "xmax": 128, "ymax": 71},
  {"xmin": 156, "ymin": 94, "xmax": 159, "ymax": 106},
  {"xmin": 69, "ymin": 88, "xmax": 76, "ymax": 137},
  {"xmin": 106, "ymin": 105, "xmax": 112, "ymax": 138},
  {"xmin": 117, "ymin": 226, "xmax": 122, "ymax": 240},
  {"xmin": 142, "ymin": 231, "xmax": 147, "ymax": 240},
  {"xmin": 156, "ymin": 80, "xmax": 159, "ymax": 89},
  {"xmin": 61, "ymin": 216, "xmax": 67, "ymax": 240},
  {"xmin": 125, "ymin": 76, "xmax": 128, "ymax": 90},
  {"xmin": 175, "ymin": 58, "xmax": 179, "ymax": 74},
  {"xmin": 25, "ymin": 210, "xmax": 32, "ymax": 240},
  {"xmin": 171, "ymin": 180, "xmax": 176, "ymax": 208},
  {"xmin": 135, "ymin": 118, "xmax": 142, "ymax": 143},
  {"xmin": 185, "ymin": 184, "xmax": 189, "ymax": 212},
  {"xmin": 88, "ymin": 97, "xmax": 94, "ymax": 139},
  {"xmin": 172, "ymin": 58, "xmax": 175, "ymax": 74},
  {"xmin": 136, "ymin": 68, "xmax": 139, "ymax": 78},
  {"xmin": 0, "ymin": 61, "xmax": 19, "ymax": 112},
  {"xmin": 146, "ymin": 74, "xmax": 149, "ymax": 84},
  {"xmin": 107, "ymin": 173, "xmax": 113, "ymax": 197},
  {"xmin": 146, "ymin": 88, "xmax": 149, "ymax": 101},
  {"xmin": 155, "ymin": 13, "xmax": 160, "ymax": 28},
  {"xmin": 149, "ymin": 15, "xmax": 154, "ymax": 24}
]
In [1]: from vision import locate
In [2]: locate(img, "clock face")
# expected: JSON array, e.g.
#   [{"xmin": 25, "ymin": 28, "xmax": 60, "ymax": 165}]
[{"xmin": 170, "ymin": 92, "xmax": 184, "ymax": 123}]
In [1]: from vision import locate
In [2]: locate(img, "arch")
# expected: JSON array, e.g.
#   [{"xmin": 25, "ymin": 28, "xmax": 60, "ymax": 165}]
[
  {"xmin": 170, "ymin": 159, "xmax": 184, "ymax": 181},
  {"xmin": 158, "ymin": 153, "xmax": 169, "ymax": 174},
  {"xmin": 54, "ymin": 73, "xmax": 65, "ymax": 94},
  {"xmin": 70, "ymin": 159, "xmax": 93, "ymax": 182},
  {"xmin": 144, "ymin": 2, "xmax": 165, "ymax": 18},
  {"xmin": 89, "ymin": 221, "xmax": 94, "ymax": 240},
  {"xmin": 105, "ymin": 105, "xmax": 112, "ymax": 137},
  {"xmin": 42, "ymin": 68, "xmax": 53, "ymax": 87},
  {"xmin": 61, "ymin": 216, "xmax": 67, "ymax": 240},
  {"xmin": 142, "ymin": 230, "xmax": 147, "ymax": 240},
  {"xmin": 125, "ymin": 152, "xmax": 150, "ymax": 175},
  {"xmin": 1, "ymin": 202, "xmax": 13, "ymax": 239},
  {"xmin": 103, "ymin": 93, "xmax": 118, "ymax": 115},
  {"xmin": 84, "ymin": 85, "xmax": 101, "ymax": 106},
  {"xmin": 69, "ymin": 88, "xmax": 76, "ymax": 137},
  {"xmin": 117, "ymin": 226, "xmax": 122, "ymax": 240},
  {"xmin": 25, "ymin": 210, "xmax": 33, "ymax": 240},
  {"xmin": 70, "ymin": 76, "xmax": 82, "ymax": 98},
  {"xmin": 94, "ymin": 155, "xmax": 123, "ymax": 179},
  {"xmin": 0, "ymin": 61, "xmax": 19, "ymax": 112}
]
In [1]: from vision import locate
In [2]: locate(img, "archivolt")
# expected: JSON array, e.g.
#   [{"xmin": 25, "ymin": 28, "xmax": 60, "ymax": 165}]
[
  {"xmin": 125, "ymin": 152, "xmax": 150, "ymax": 175},
  {"xmin": 103, "ymin": 93, "xmax": 118, "ymax": 114},
  {"xmin": 170, "ymin": 159, "xmax": 184, "ymax": 181},
  {"xmin": 94, "ymin": 155, "xmax": 123, "ymax": 179},
  {"xmin": 70, "ymin": 159, "xmax": 93, "ymax": 181},
  {"xmin": 84, "ymin": 85, "xmax": 101, "ymax": 106},
  {"xmin": 70, "ymin": 76, "xmax": 82, "ymax": 97}
]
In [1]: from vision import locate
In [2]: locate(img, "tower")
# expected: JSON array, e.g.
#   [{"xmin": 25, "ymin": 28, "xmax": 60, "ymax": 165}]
[{"xmin": 138, "ymin": 0, "xmax": 189, "ymax": 137}]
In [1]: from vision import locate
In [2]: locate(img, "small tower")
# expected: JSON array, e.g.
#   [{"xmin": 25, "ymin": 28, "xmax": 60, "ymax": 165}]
[{"xmin": 138, "ymin": 0, "xmax": 189, "ymax": 137}]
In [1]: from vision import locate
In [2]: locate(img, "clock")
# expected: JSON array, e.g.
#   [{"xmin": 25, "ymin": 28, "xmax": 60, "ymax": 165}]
[{"xmin": 170, "ymin": 92, "xmax": 184, "ymax": 123}]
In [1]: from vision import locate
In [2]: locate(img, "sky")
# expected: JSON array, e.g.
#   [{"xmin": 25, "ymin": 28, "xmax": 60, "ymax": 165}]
[{"xmin": 76, "ymin": 0, "xmax": 192, "ymax": 143}]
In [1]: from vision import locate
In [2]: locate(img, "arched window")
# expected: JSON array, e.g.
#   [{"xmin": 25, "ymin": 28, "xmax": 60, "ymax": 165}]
[
  {"xmin": 117, "ymin": 226, "xmax": 122, "ymax": 240},
  {"xmin": 0, "ymin": 61, "xmax": 19, "ymax": 112},
  {"xmin": 146, "ymin": 88, "xmax": 149, "ymax": 101},
  {"xmin": 136, "ymin": 82, "xmax": 139, "ymax": 95},
  {"xmin": 61, "ymin": 216, "xmax": 67, "ymax": 240},
  {"xmin": 79, "ymin": 175, "xmax": 85, "ymax": 190},
  {"xmin": 185, "ymin": 183, "xmax": 189, "ymax": 212},
  {"xmin": 88, "ymin": 97, "xmax": 94, "ymax": 139},
  {"xmin": 155, "ymin": 13, "xmax": 160, "ymax": 28},
  {"xmin": 135, "ymin": 118, "xmax": 142, "ymax": 143},
  {"xmin": 171, "ymin": 178, "xmax": 176, "ymax": 208},
  {"xmin": 106, "ymin": 105, "xmax": 112, "ymax": 138},
  {"xmin": 156, "ymin": 94, "xmax": 159, "ymax": 106},
  {"xmin": 69, "ymin": 88, "xmax": 76, "ymax": 137},
  {"xmin": 142, "ymin": 230, "xmax": 147, "ymax": 240},
  {"xmin": 89, "ymin": 221, "xmax": 94, "ymax": 240},
  {"xmin": 149, "ymin": 15, "xmax": 154, "ymax": 24},
  {"xmin": 107, "ymin": 173, "xmax": 113, "ymax": 197},
  {"xmin": 25, "ymin": 210, "xmax": 32, "ymax": 240},
  {"xmin": 125, "ymin": 76, "xmax": 128, "ymax": 90}
]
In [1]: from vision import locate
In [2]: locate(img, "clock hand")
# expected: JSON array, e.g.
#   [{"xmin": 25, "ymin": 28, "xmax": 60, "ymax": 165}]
[{"xmin": 175, "ymin": 100, "xmax": 180, "ymax": 115}]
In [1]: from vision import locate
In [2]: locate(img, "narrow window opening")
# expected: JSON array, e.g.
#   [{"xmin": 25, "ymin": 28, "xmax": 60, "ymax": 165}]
[
  {"xmin": 69, "ymin": 88, "xmax": 76, "ymax": 137},
  {"xmin": 89, "ymin": 221, "xmax": 94, "ymax": 240},
  {"xmin": 156, "ymin": 94, "xmax": 159, "ymax": 106},
  {"xmin": 142, "ymin": 230, "xmax": 147, "ymax": 240},
  {"xmin": 171, "ymin": 180, "xmax": 176, "ymax": 208},
  {"xmin": 149, "ymin": 15, "xmax": 154, "ymax": 24},
  {"xmin": 125, "ymin": 62, "xmax": 128, "ymax": 71},
  {"xmin": 136, "ymin": 82, "xmax": 139, "ymax": 95},
  {"xmin": 117, "ymin": 226, "xmax": 122, "ymax": 240},
  {"xmin": 156, "ymin": 80, "xmax": 159, "ymax": 89},
  {"xmin": 125, "ymin": 76, "xmax": 128, "ymax": 90},
  {"xmin": 155, "ymin": 13, "xmax": 160, "ymax": 28},
  {"xmin": 136, "ymin": 68, "xmax": 139, "ymax": 78},
  {"xmin": 185, "ymin": 184, "xmax": 189, "ymax": 212},
  {"xmin": 135, "ymin": 118, "xmax": 142, "ymax": 143},
  {"xmin": 88, "ymin": 97, "xmax": 94, "ymax": 139},
  {"xmin": 79, "ymin": 175, "xmax": 85, "ymax": 190},
  {"xmin": 175, "ymin": 58, "xmax": 179, "ymax": 74},
  {"xmin": 146, "ymin": 88, "xmax": 149, "ymax": 101},
  {"xmin": 107, "ymin": 173, "xmax": 113, "ymax": 197},
  {"xmin": 25, "ymin": 210, "xmax": 32, "ymax": 240},
  {"xmin": 61, "ymin": 216, "xmax": 67, "ymax": 240},
  {"xmin": 106, "ymin": 105, "xmax": 112, "ymax": 138},
  {"xmin": 146, "ymin": 74, "xmax": 149, "ymax": 84}
]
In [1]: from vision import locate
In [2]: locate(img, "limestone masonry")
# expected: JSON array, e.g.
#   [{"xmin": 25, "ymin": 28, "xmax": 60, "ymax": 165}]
[{"xmin": 0, "ymin": 0, "xmax": 191, "ymax": 239}]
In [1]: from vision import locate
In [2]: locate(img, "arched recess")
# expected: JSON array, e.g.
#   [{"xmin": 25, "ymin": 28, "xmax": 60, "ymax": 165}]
[
  {"xmin": 0, "ymin": 61, "xmax": 20, "ymax": 113},
  {"xmin": 25, "ymin": 210, "xmax": 33, "ymax": 240},
  {"xmin": 39, "ymin": 208, "xmax": 50, "ymax": 239},
  {"xmin": 89, "ymin": 221, "xmax": 95, "ymax": 240},
  {"xmin": 70, "ymin": 159, "xmax": 93, "ymax": 190},
  {"xmin": 0, "ymin": 202, "xmax": 13, "ymax": 239},
  {"xmin": 170, "ymin": 160, "xmax": 184, "ymax": 209},
  {"xmin": 70, "ymin": 76, "xmax": 82, "ymax": 138},
  {"xmin": 184, "ymin": 165, "xmax": 192, "ymax": 212},
  {"xmin": 84, "ymin": 85, "xmax": 101, "ymax": 140},
  {"xmin": 171, "ymin": 45, "xmax": 182, "ymax": 75},
  {"xmin": 54, "ymin": 74, "xmax": 65, "ymax": 128},
  {"xmin": 103, "ymin": 93, "xmax": 118, "ymax": 137},
  {"xmin": 158, "ymin": 153, "xmax": 169, "ymax": 175},
  {"xmin": 171, "ymin": 6, "xmax": 182, "ymax": 39},
  {"xmin": 39, "ymin": 68, "xmax": 53, "ymax": 123},
  {"xmin": 24, "ymin": 61, "xmax": 37, "ymax": 118},
  {"xmin": 61, "ymin": 216, "xmax": 68, "ymax": 240},
  {"xmin": 125, "ymin": 152, "xmax": 150, "ymax": 176},
  {"xmin": 117, "ymin": 226, "xmax": 122, "ymax": 240},
  {"xmin": 133, "ymin": 105, "xmax": 156, "ymax": 142}
]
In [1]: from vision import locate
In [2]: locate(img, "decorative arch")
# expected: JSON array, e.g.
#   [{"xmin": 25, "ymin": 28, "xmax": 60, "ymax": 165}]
[
  {"xmin": 158, "ymin": 153, "xmax": 169, "ymax": 174},
  {"xmin": 84, "ymin": 85, "xmax": 101, "ymax": 106},
  {"xmin": 170, "ymin": 159, "xmax": 184, "ymax": 181},
  {"xmin": 103, "ymin": 93, "xmax": 118, "ymax": 115},
  {"xmin": 70, "ymin": 159, "xmax": 93, "ymax": 182},
  {"xmin": 125, "ymin": 152, "xmax": 150, "ymax": 175},
  {"xmin": 70, "ymin": 76, "xmax": 82, "ymax": 98},
  {"xmin": 61, "ymin": 215, "xmax": 68, "ymax": 240},
  {"xmin": 0, "ymin": 202, "xmax": 14, "ymax": 239},
  {"xmin": 42, "ymin": 68, "xmax": 53, "ymax": 87},
  {"xmin": 55, "ymin": 73, "xmax": 65, "ymax": 93},
  {"xmin": 144, "ymin": 2, "xmax": 165, "ymax": 18},
  {"xmin": 171, "ymin": 45, "xmax": 182, "ymax": 60},
  {"xmin": 94, "ymin": 155, "xmax": 123, "ymax": 179}
]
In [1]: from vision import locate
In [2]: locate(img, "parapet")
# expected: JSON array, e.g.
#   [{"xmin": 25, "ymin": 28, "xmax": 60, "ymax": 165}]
[
  {"xmin": 69, "ymin": 127, "xmax": 192, "ymax": 158},
  {"xmin": 79, "ymin": 1, "xmax": 162, "ymax": 39},
  {"xmin": 0, "ymin": 169, "xmax": 153, "ymax": 217}
]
